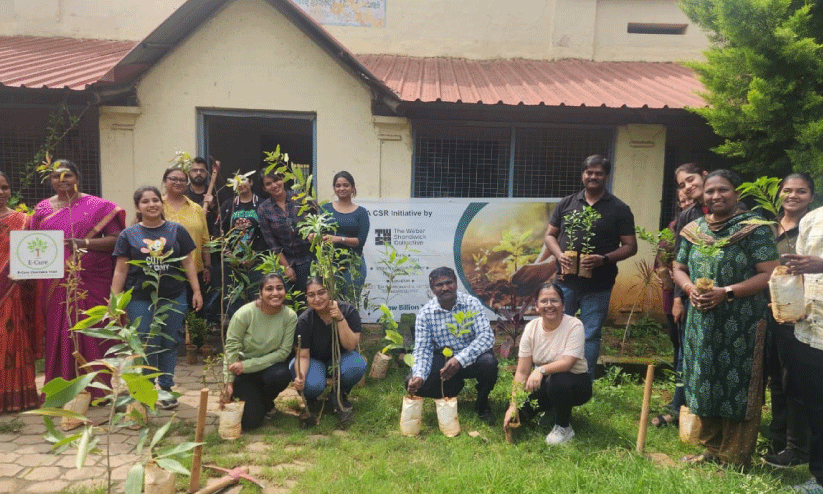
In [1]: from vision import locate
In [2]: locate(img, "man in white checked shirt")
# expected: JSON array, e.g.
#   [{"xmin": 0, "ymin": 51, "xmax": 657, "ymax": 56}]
[
  {"xmin": 782, "ymin": 206, "xmax": 823, "ymax": 494},
  {"xmin": 406, "ymin": 267, "xmax": 498, "ymax": 424}
]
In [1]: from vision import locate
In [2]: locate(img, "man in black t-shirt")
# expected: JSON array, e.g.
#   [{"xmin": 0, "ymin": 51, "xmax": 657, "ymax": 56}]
[{"xmin": 544, "ymin": 155, "xmax": 637, "ymax": 380}]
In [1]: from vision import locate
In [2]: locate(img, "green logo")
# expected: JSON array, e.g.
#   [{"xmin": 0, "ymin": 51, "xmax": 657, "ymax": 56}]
[{"xmin": 27, "ymin": 237, "xmax": 48, "ymax": 257}]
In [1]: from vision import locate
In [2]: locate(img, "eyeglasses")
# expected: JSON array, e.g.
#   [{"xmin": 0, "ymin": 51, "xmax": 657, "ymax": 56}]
[{"xmin": 166, "ymin": 177, "xmax": 188, "ymax": 184}]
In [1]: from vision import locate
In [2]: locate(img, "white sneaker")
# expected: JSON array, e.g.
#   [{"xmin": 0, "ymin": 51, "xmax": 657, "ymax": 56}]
[{"xmin": 545, "ymin": 424, "xmax": 575, "ymax": 445}]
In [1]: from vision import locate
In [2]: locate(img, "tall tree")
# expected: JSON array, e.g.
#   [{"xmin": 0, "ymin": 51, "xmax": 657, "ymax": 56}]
[{"xmin": 681, "ymin": 0, "xmax": 823, "ymax": 179}]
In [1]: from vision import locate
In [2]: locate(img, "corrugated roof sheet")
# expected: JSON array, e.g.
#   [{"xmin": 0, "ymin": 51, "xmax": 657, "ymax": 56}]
[
  {"xmin": 0, "ymin": 36, "xmax": 137, "ymax": 90},
  {"xmin": 358, "ymin": 54, "xmax": 705, "ymax": 109}
]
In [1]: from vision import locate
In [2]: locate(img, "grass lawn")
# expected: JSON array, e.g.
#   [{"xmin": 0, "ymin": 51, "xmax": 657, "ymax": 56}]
[{"xmin": 162, "ymin": 325, "xmax": 808, "ymax": 494}]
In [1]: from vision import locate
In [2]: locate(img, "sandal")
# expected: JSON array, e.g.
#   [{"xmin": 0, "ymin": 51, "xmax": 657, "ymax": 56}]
[{"xmin": 651, "ymin": 414, "xmax": 676, "ymax": 427}]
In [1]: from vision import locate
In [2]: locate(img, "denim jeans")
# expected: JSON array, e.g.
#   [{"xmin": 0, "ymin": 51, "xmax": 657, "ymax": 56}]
[
  {"xmin": 559, "ymin": 285, "xmax": 612, "ymax": 380},
  {"xmin": 127, "ymin": 293, "xmax": 187, "ymax": 389},
  {"xmin": 289, "ymin": 351, "xmax": 367, "ymax": 400}
]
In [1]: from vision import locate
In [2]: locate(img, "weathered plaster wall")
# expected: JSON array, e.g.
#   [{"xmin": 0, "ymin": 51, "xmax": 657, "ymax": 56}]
[{"xmin": 98, "ymin": 0, "xmax": 412, "ymax": 216}]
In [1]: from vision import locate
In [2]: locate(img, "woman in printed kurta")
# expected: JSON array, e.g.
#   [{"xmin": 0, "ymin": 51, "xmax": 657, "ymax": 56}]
[{"xmin": 673, "ymin": 169, "xmax": 779, "ymax": 465}]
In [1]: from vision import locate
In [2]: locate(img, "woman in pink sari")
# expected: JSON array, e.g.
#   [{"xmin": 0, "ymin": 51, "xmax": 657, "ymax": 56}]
[{"xmin": 28, "ymin": 160, "xmax": 125, "ymax": 396}]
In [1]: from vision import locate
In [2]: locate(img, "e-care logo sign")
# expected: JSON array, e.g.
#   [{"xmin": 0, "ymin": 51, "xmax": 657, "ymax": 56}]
[{"xmin": 10, "ymin": 230, "xmax": 64, "ymax": 279}]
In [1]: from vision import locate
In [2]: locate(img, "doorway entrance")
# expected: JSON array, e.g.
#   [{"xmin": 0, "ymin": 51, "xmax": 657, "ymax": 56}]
[{"xmin": 197, "ymin": 109, "xmax": 315, "ymax": 197}]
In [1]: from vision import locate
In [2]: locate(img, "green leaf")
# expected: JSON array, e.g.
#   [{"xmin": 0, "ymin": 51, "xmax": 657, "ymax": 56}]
[
  {"xmin": 24, "ymin": 408, "xmax": 91, "ymax": 423},
  {"xmin": 135, "ymin": 427, "xmax": 149, "ymax": 455},
  {"xmin": 155, "ymin": 441, "xmax": 202, "ymax": 459},
  {"xmin": 155, "ymin": 458, "xmax": 190, "ymax": 476},
  {"xmin": 41, "ymin": 374, "xmax": 97, "ymax": 408},
  {"xmin": 125, "ymin": 463, "xmax": 144, "ymax": 494},
  {"xmin": 122, "ymin": 372, "xmax": 159, "ymax": 408},
  {"xmin": 150, "ymin": 417, "xmax": 174, "ymax": 450},
  {"xmin": 75, "ymin": 426, "xmax": 93, "ymax": 469},
  {"xmin": 384, "ymin": 329, "xmax": 404, "ymax": 346},
  {"xmin": 403, "ymin": 353, "xmax": 414, "ymax": 367}
]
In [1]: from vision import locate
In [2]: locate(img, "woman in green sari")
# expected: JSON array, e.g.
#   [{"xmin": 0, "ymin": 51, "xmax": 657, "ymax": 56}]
[{"xmin": 673, "ymin": 169, "xmax": 779, "ymax": 466}]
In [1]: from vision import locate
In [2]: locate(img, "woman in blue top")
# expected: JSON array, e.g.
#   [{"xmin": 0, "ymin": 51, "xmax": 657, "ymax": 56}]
[
  {"xmin": 321, "ymin": 171, "xmax": 370, "ymax": 301},
  {"xmin": 111, "ymin": 186, "xmax": 202, "ymax": 410}
]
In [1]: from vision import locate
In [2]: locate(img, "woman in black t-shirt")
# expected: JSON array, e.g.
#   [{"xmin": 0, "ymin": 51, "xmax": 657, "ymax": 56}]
[
  {"xmin": 111, "ymin": 186, "xmax": 202, "ymax": 410},
  {"xmin": 291, "ymin": 277, "xmax": 367, "ymax": 420}
]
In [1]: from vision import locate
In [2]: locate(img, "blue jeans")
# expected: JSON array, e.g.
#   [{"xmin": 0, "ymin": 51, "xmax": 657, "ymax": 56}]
[
  {"xmin": 127, "ymin": 293, "xmax": 187, "ymax": 389},
  {"xmin": 559, "ymin": 285, "xmax": 612, "ymax": 381},
  {"xmin": 338, "ymin": 256, "xmax": 367, "ymax": 304},
  {"xmin": 289, "ymin": 351, "xmax": 367, "ymax": 400}
]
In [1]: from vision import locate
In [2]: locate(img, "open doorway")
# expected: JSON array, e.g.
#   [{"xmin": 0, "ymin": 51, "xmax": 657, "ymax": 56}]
[{"xmin": 197, "ymin": 109, "xmax": 315, "ymax": 198}]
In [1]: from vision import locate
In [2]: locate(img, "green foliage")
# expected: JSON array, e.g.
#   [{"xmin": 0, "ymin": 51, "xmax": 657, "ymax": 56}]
[
  {"xmin": 693, "ymin": 235, "xmax": 729, "ymax": 279},
  {"xmin": 563, "ymin": 206, "xmax": 601, "ymax": 255},
  {"xmin": 737, "ymin": 176, "xmax": 784, "ymax": 221},
  {"xmin": 378, "ymin": 305, "xmax": 404, "ymax": 354},
  {"xmin": 445, "ymin": 310, "xmax": 478, "ymax": 338},
  {"xmin": 492, "ymin": 228, "xmax": 539, "ymax": 274},
  {"xmin": 509, "ymin": 380, "xmax": 538, "ymax": 411},
  {"xmin": 442, "ymin": 311, "xmax": 478, "ymax": 359},
  {"xmin": 25, "ymin": 266, "xmax": 200, "ymax": 493},
  {"xmin": 185, "ymin": 311, "xmax": 209, "ymax": 343},
  {"xmin": 370, "ymin": 245, "xmax": 422, "ymax": 360},
  {"xmin": 681, "ymin": 0, "xmax": 823, "ymax": 180},
  {"xmin": 635, "ymin": 226, "xmax": 676, "ymax": 264}
]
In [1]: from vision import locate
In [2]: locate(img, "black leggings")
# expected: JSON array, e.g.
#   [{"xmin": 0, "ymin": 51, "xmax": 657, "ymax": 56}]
[
  {"xmin": 232, "ymin": 362, "xmax": 292, "ymax": 430},
  {"xmin": 528, "ymin": 371, "xmax": 592, "ymax": 427},
  {"xmin": 405, "ymin": 350, "xmax": 498, "ymax": 411}
]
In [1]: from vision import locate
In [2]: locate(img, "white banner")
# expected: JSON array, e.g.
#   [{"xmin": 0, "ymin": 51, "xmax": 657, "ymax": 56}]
[
  {"xmin": 358, "ymin": 199, "xmax": 558, "ymax": 322},
  {"xmin": 10, "ymin": 230, "xmax": 65, "ymax": 279}
]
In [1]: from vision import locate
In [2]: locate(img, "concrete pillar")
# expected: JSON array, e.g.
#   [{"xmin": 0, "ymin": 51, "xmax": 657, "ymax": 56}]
[
  {"xmin": 372, "ymin": 116, "xmax": 412, "ymax": 198},
  {"xmin": 610, "ymin": 123, "xmax": 667, "ymax": 316},
  {"xmin": 99, "ymin": 106, "xmax": 141, "ymax": 219}
]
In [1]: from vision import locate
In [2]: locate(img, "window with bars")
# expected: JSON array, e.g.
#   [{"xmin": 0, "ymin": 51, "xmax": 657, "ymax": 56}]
[
  {"xmin": 0, "ymin": 107, "xmax": 101, "ymax": 206},
  {"xmin": 413, "ymin": 126, "xmax": 510, "ymax": 198},
  {"xmin": 413, "ymin": 124, "xmax": 613, "ymax": 198}
]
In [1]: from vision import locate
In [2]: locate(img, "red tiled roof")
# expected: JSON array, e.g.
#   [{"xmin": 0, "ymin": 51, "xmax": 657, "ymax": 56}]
[
  {"xmin": 0, "ymin": 36, "xmax": 137, "ymax": 90},
  {"xmin": 358, "ymin": 54, "xmax": 705, "ymax": 109}
]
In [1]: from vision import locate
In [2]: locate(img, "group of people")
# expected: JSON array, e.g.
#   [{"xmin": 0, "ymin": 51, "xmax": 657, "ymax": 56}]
[
  {"xmin": 0, "ymin": 157, "xmax": 370, "ymax": 417},
  {"xmin": 646, "ymin": 163, "xmax": 822, "ymax": 493},
  {"xmin": 1, "ymin": 151, "xmax": 822, "ymax": 492}
]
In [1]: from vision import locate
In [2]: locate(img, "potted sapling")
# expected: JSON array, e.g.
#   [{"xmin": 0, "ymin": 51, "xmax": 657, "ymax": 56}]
[
  {"xmin": 504, "ymin": 380, "xmax": 538, "ymax": 444},
  {"xmin": 738, "ymin": 176, "xmax": 806, "ymax": 322},
  {"xmin": 203, "ymin": 355, "xmax": 245, "ymax": 441},
  {"xmin": 636, "ymin": 226, "xmax": 676, "ymax": 290},
  {"xmin": 368, "ymin": 244, "xmax": 421, "ymax": 380},
  {"xmin": 370, "ymin": 305, "xmax": 404, "ymax": 379},
  {"xmin": 561, "ymin": 209, "xmax": 582, "ymax": 275},
  {"xmin": 692, "ymin": 235, "xmax": 728, "ymax": 294},
  {"xmin": 434, "ymin": 310, "xmax": 477, "ymax": 437},
  {"xmin": 184, "ymin": 311, "xmax": 208, "ymax": 365},
  {"xmin": 575, "ymin": 206, "xmax": 602, "ymax": 278}
]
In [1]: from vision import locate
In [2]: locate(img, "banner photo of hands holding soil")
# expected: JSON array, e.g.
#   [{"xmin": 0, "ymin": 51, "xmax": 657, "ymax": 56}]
[{"xmin": 359, "ymin": 200, "xmax": 559, "ymax": 322}]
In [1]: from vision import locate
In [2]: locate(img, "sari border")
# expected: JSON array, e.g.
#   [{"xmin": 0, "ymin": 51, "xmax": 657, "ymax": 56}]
[{"xmin": 85, "ymin": 206, "xmax": 124, "ymax": 239}]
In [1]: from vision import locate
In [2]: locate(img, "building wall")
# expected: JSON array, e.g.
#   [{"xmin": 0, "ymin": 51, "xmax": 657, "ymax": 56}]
[
  {"xmin": 0, "ymin": 0, "xmax": 184, "ymax": 40},
  {"xmin": 98, "ymin": 0, "xmax": 412, "ymax": 216},
  {"xmin": 2, "ymin": 0, "xmax": 707, "ymax": 62}
]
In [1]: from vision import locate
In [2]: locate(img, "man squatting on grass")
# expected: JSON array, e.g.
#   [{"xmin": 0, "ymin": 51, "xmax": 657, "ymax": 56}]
[
  {"xmin": 406, "ymin": 267, "xmax": 498, "ymax": 424},
  {"xmin": 544, "ymin": 154, "xmax": 637, "ymax": 380}
]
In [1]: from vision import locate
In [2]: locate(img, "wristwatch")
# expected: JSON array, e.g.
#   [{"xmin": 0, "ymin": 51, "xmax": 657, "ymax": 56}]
[
  {"xmin": 601, "ymin": 254, "xmax": 610, "ymax": 265},
  {"xmin": 539, "ymin": 366, "xmax": 548, "ymax": 376},
  {"xmin": 724, "ymin": 286, "xmax": 735, "ymax": 302}
]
